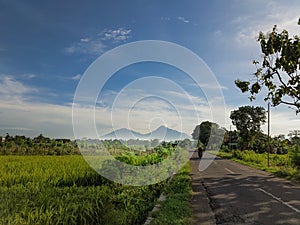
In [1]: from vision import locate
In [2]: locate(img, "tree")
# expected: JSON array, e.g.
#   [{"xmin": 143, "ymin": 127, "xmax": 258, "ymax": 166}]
[
  {"xmin": 222, "ymin": 130, "xmax": 239, "ymax": 151},
  {"xmin": 178, "ymin": 138, "xmax": 192, "ymax": 149},
  {"xmin": 230, "ymin": 106, "xmax": 266, "ymax": 150},
  {"xmin": 288, "ymin": 130, "xmax": 300, "ymax": 145},
  {"xmin": 235, "ymin": 19, "xmax": 300, "ymax": 113},
  {"xmin": 192, "ymin": 121, "xmax": 224, "ymax": 148}
]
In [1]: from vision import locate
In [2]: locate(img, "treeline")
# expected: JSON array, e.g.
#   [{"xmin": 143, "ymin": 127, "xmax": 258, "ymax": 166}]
[
  {"xmin": 192, "ymin": 118, "xmax": 300, "ymax": 169},
  {"xmin": 0, "ymin": 134, "xmax": 80, "ymax": 155},
  {"xmin": 193, "ymin": 121, "xmax": 300, "ymax": 154},
  {"xmin": 222, "ymin": 130, "xmax": 300, "ymax": 154},
  {"xmin": 77, "ymin": 138, "xmax": 193, "ymax": 156},
  {"xmin": 0, "ymin": 134, "xmax": 194, "ymax": 156},
  {"xmin": 192, "ymin": 106, "xmax": 300, "ymax": 155}
]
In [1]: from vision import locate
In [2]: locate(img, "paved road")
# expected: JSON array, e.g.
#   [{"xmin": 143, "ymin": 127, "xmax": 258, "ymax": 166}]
[{"xmin": 191, "ymin": 151, "xmax": 300, "ymax": 225}]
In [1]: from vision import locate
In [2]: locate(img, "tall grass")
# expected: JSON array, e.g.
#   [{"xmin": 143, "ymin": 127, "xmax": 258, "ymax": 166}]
[
  {"xmin": 218, "ymin": 150, "xmax": 300, "ymax": 180},
  {"xmin": 0, "ymin": 155, "xmax": 167, "ymax": 225}
]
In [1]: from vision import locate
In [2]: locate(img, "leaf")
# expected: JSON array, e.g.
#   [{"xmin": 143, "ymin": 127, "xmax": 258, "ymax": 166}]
[
  {"xmin": 251, "ymin": 82, "xmax": 261, "ymax": 94},
  {"xmin": 235, "ymin": 19, "xmax": 300, "ymax": 114},
  {"xmin": 235, "ymin": 80, "xmax": 250, "ymax": 92}
]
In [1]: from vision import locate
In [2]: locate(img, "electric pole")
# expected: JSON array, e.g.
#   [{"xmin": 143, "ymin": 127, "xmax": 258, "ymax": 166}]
[{"xmin": 267, "ymin": 102, "xmax": 270, "ymax": 167}]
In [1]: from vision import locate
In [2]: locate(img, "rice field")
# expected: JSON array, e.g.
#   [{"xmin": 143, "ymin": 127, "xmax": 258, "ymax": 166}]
[{"xmin": 0, "ymin": 155, "xmax": 166, "ymax": 225}]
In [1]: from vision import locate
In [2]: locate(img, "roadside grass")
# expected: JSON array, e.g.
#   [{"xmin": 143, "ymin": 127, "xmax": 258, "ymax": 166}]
[
  {"xmin": 208, "ymin": 150, "xmax": 300, "ymax": 182},
  {"xmin": 149, "ymin": 163, "xmax": 192, "ymax": 225}
]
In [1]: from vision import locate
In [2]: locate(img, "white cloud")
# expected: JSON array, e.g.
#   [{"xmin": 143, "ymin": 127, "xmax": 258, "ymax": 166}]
[
  {"xmin": 94, "ymin": 84, "xmax": 225, "ymax": 135},
  {"xmin": 71, "ymin": 74, "xmax": 81, "ymax": 80},
  {"xmin": 177, "ymin": 16, "xmax": 190, "ymax": 23},
  {"xmin": 0, "ymin": 75, "xmax": 38, "ymax": 102},
  {"xmin": 188, "ymin": 81, "xmax": 228, "ymax": 90},
  {"xmin": 65, "ymin": 27, "xmax": 132, "ymax": 55},
  {"xmin": 21, "ymin": 74, "xmax": 36, "ymax": 79},
  {"xmin": 80, "ymin": 38, "xmax": 90, "ymax": 42},
  {"xmin": 101, "ymin": 28, "xmax": 132, "ymax": 43},
  {"xmin": 65, "ymin": 38, "xmax": 106, "ymax": 55},
  {"xmin": 0, "ymin": 99, "xmax": 74, "ymax": 138},
  {"xmin": 233, "ymin": 2, "xmax": 299, "ymax": 47},
  {"xmin": 261, "ymin": 108, "xmax": 300, "ymax": 136},
  {"xmin": 1, "ymin": 88, "xmax": 299, "ymax": 138},
  {"xmin": 0, "ymin": 75, "xmax": 298, "ymax": 138}
]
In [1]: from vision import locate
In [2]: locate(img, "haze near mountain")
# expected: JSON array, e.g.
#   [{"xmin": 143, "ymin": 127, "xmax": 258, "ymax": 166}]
[{"xmin": 101, "ymin": 125, "xmax": 191, "ymax": 141}]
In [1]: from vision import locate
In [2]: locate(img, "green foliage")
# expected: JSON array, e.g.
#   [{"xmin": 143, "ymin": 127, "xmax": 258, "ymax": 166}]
[
  {"xmin": 0, "ymin": 150, "xmax": 174, "ymax": 224},
  {"xmin": 150, "ymin": 163, "xmax": 192, "ymax": 225},
  {"xmin": 235, "ymin": 19, "xmax": 300, "ymax": 113},
  {"xmin": 222, "ymin": 130, "xmax": 239, "ymax": 150},
  {"xmin": 216, "ymin": 149, "xmax": 300, "ymax": 180},
  {"xmin": 288, "ymin": 130, "xmax": 300, "ymax": 145},
  {"xmin": 230, "ymin": 150, "xmax": 291, "ymax": 167},
  {"xmin": 0, "ymin": 134, "xmax": 79, "ymax": 155},
  {"xmin": 191, "ymin": 121, "xmax": 224, "ymax": 149},
  {"xmin": 230, "ymin": 106, "xmax": 266, "ymax": 150},
  {"xmin": 232, "ymin": 150, "xmax": 268, "ymax": 164},
  {"xmin": 99, "ymin": 143, "xmax": 190, "ymax": 185},
  {"xmin": 290, "ymin": 145, "xmax": 300, "ymax": 168}
]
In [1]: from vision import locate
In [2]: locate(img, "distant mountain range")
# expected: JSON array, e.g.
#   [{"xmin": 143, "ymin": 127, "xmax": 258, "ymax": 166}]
[{"xmin": 101, "ymin": 125, "xmax": 191, "ymax": 141}]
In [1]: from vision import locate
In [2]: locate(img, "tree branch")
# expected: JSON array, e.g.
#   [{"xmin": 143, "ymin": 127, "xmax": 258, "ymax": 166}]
[
  {"xmin": 274, "ymin": 70, "xmax": 288, "ymax": 89},
  {"xmin": 280, "ymin": 100, "xmax": 298, "ymax": 106}
]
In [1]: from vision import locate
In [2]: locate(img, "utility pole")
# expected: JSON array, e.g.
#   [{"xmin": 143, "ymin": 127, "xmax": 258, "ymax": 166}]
[
  {"xmin": 230, "ymin": 125, "xmax": 232, "ymax": 151},
  {"xmin": 267, "ymin": 102, "xmax": 270, "ymax": 167}
]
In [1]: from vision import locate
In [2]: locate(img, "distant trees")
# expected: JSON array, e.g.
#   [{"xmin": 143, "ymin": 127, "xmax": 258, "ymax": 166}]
[
  {"xmin": 190, "ymin": 110, "xmax": 298, "ymax": 155},
  {"xmin": 230, "ymin": 106, "xmax": 266, "ymax": 150},
  {"xmin": 235, "ymin": 19, "xmax": 300, "ymax": 113},
  {"xmin": 0, "ymin": 134, "xmax": 79, "ymax": 155},
  {"xmin": 288, "ymin": 130, "xmax": 300, "ymax": 146},
  {"xmin": 178, "ymin": 138, "xmax": 193, "ymax": 149}
]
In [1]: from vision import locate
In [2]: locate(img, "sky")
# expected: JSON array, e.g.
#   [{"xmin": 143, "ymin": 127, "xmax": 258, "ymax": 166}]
[{"xmin": 0, "ymin": 0, "xmax": 299, "ymax": 139}]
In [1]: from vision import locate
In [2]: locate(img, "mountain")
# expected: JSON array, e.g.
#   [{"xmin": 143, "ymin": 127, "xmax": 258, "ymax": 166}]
[
  {"xmin": 101, "ymin": 128, "xmax": 145, "ymax": 140},
  {"xmin": 146, "ymin": 125, "xmax": 190, "ymax": 140},
  {"xmin": 101, "ymin": 125, "xmax": 191, "ymax": 141}
]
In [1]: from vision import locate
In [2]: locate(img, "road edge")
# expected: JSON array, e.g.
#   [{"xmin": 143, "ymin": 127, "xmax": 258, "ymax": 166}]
[{"xmin": 190, "ymin": 152, "xmax": 216, "ymax": 225}]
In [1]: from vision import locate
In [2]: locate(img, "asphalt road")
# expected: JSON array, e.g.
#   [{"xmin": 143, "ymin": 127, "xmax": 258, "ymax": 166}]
[{"xmin": 192, "ymin": 151, "xmax": 300, "ymax": 225}]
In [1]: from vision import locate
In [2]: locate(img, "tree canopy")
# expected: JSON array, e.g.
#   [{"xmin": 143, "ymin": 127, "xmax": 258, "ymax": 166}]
[
  {"xmin": 235, "ymin": 19, "xmax": 300, "ymax": 113},
  {"xmin": 192, "ymin": 121, "xmax": 224, "ymax": 149},
  {"xmin": 230, "ymin": 106, "xmax": 266, "ymax": 150}
]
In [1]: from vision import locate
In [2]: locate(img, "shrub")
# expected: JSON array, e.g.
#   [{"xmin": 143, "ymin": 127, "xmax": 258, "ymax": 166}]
[{"xmin": 290, "ymin": 145, "xmax": 300, "ymax": 168}]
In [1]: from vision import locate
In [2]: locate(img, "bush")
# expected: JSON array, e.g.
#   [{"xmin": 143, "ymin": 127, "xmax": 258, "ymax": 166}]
[{"xmin": 290, "ymin": 145, "xmax": 300, "ymax": 168}]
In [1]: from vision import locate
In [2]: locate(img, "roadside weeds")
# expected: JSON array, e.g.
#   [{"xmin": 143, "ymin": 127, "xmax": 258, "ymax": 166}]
[{"xmin": 146, "ymin": 163, "xmax": 193, "ymax": 225}]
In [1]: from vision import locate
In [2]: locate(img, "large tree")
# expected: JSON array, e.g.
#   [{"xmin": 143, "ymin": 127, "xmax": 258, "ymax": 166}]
[
  {"xmin": 230, "ymin": 106, "xmax": 266, "ymax": 150},
  {"xmin": 192, "ymin": 121, "xmax": 224, "ymax": 149},
  {"xmin": 235, "ymin": 19, "xmax": 300, "ymax": 113}
]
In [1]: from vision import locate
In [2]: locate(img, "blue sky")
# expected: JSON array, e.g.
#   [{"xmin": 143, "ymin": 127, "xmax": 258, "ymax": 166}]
[{"xmin": 0, "ymin": 0, "xmax": 299, "ymax": 138}]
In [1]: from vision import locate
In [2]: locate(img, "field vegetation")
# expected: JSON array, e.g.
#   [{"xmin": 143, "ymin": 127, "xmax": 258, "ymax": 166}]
[{"xmin": 0, "ymin": 139, "xmax": 193, "ymax": 225}]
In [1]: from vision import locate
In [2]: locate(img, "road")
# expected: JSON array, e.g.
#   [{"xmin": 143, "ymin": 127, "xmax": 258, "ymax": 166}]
[{"xmin": 190, "ymin": 151, "xmax": 300, "ymax": 225}]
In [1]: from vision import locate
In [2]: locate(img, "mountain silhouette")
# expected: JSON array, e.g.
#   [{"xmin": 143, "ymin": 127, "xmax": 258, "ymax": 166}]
[{"xmin": 101, "ymin": 125, "xmax": 191, "ymax": 141}]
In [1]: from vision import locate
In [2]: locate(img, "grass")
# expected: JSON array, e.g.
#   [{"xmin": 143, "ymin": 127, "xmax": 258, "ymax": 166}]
[
  {"xmin": 0, "ymin": 146, "xmax": 192, "ymax": 225},
  {"xmin": 209, "ymin": 150, "xmax": 300, "ymax": 181},
  {"xmin": 149, "ymin": 163, "xmax": 192, "ymax": 225}
]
